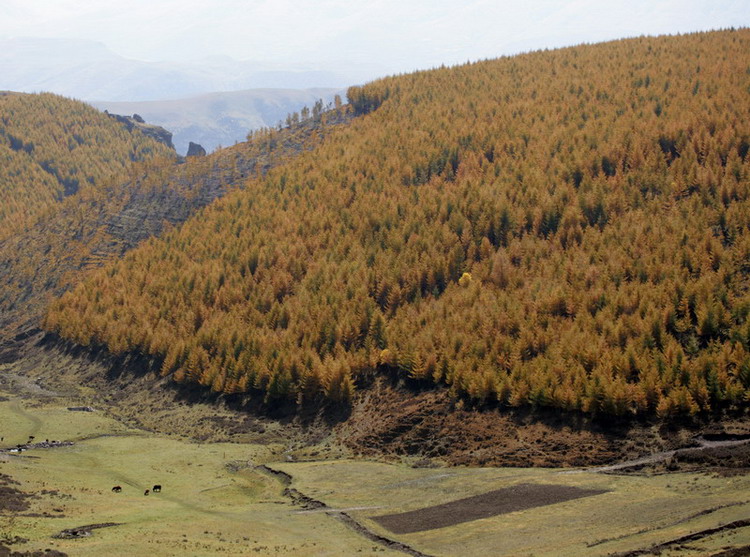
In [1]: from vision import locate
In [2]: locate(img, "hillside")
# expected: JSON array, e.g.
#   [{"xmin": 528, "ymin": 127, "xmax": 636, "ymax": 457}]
[
  {"xmin": 0, "ymin": 92, "xmax": 174, "ymax": 237},
  {"xmin": 44, "ymin": 30, "xmax": 750, "ymax": 418},
  {"xmin": 92, "ymin": 87, "xmax": 342, "ymax": 154},
  {"xmin": 0, "ymin": 108, "xmax": 351, "ymax": 355}
]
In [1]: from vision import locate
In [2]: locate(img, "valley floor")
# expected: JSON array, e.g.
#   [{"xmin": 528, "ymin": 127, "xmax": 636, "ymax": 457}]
[{"xmin": 0, "ymin": 344, "xmax": 749, "ymax": 556}]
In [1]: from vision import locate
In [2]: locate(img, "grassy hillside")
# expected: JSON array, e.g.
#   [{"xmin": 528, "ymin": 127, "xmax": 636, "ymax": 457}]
[
  {"xmin": 0, "ymin": 92, "xmax": 174, "ymax": 237},
  {"xmin": 45, "ymin": 30, "xmax": 750, "ymax": 417}
]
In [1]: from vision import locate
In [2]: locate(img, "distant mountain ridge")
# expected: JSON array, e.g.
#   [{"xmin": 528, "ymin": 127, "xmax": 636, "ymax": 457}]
[
  {"xmin": 0, "ymin": 37, "xmax": 354, "ymax": 102},
  {"xmin": 93, "ymin": 88, "xmax": 342, "ymax": 154}
]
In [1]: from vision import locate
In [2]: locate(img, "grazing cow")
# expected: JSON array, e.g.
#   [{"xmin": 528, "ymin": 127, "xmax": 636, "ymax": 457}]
[
  {"xmin": 28, "ymin": 436, "xmax": 34, "ymax": 441},
  {"xmin": 144, "ymin": 489, "xmax": 150, "ymax": 496},
  {"xmin": 112, "ymin": 486, "xmax": 122, "ymax": 493},
  {"xmin": 152, "ymin": 485, "xmax": 162, "ymax": 493}
]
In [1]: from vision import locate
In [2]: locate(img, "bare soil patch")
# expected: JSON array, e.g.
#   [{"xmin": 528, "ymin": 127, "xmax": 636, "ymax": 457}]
[{"xmin": 373, "ymin": 483, "xmax": 608, "ymax": 534}]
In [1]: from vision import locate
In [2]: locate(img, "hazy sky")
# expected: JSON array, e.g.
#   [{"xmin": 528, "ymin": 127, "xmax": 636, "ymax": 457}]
[{"xmin": 1, "ymin": 0, "xmax": 748, "ymax": 75}]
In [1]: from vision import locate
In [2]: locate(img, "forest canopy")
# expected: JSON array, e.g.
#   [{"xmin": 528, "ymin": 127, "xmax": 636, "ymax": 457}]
[
  {"xmin": 0, "ymin": 92, "xmax": 173, "ymax": 238},
  {"xmin": 44, "ymin": 30, "xmax": 750, "ymax": 417}
]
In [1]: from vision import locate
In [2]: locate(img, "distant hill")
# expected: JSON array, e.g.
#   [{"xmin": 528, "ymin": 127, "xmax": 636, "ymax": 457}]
[
  {"xmin": 44, "ymin": 30, "xmax": 750, "ymax": 417},
  {"xmin": 0, "ymin": 37, "xmax": 355, "ymax": 102},
  {"xmin": 92, "ymin": 88, "xmax": 342, "ymax": 154},
  {"xmin": 0, "ymin": 91, "xmax": 174, "ymax": 237}
]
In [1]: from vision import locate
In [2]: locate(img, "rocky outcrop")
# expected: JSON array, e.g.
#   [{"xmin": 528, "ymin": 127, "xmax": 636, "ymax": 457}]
[
  {"xmin": 186, "ymin": 141, "xmax": 206, "ymax": 157},
  {"xmin": 105, "ymin": 111, "xmax": 174, "ymax": 150}
]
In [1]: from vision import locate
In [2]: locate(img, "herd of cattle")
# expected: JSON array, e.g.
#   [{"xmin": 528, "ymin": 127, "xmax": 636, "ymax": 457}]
[
  {"xmin": 1, "ymin": 435, "xmax": 73, "ymax": 453},
  {"xmin": 112, "ymin": 484, "xmax": 162, "ymax": 496},
  {"xmin": 3, "ymin": 435, "xmax": 162, "ymax": 496}
]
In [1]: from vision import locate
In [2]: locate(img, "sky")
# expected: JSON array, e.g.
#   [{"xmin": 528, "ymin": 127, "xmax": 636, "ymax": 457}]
[{"xmin": 1, "ymin": 0, "xmax": 748, "ymax": 77}]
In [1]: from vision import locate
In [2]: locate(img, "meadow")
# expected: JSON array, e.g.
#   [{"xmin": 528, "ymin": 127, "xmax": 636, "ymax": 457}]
[{"xmin": 1, "ymin": 371, "xmax": 748, "ymax": 556}]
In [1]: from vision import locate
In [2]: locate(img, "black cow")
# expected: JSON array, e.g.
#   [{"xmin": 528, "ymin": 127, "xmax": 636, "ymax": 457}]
[
  {"xmin": 152, "ymin": 485, "xmax": 162, "ymax": 493},
  {"xmin": 112, "ymin": 486, "xmax": 122, "ymax": 493},
  {"xmin": 144, "ymin": 489, "xmax": 150, "ymax": 496}
]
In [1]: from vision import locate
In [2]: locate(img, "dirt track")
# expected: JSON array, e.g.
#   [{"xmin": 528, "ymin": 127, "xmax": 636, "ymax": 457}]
[{"xmin": 584, "ymin": 437, "xmax": 750, "ymax": 474}]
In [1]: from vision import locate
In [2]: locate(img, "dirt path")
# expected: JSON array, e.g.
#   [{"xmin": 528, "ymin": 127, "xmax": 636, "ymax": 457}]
[
  {"xmin": 587, "ymin": 499, "xmax": 750, "ymax": 549},
  {"xmin": 561, "ymin": 437, "xmax": 750, "ymax": 474},
  {"xmin": 294, "ymin": 506, "xmax": 384, "ymax": 514}
]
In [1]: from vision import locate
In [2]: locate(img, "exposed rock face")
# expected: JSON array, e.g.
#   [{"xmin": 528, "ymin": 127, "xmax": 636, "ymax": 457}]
[
  {"xmin": 106, "ymin": 112, "xmax": 174, "ymax": 150},
  {"xmin": 187, "ymin": 141, "xmax": 206, "ymax": 157}
]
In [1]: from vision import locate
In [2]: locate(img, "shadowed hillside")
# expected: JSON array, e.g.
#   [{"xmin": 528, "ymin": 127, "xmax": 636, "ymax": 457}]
[{"xmin": 43, "ymin": 30, "xmax": 750, "ymax": 417}]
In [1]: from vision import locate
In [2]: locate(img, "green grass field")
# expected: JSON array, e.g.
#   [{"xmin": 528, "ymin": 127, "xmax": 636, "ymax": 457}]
[
  {"xmin": 275, "ymin": 460, "xmax": 750, "ymax": 556},
  {"xmin": 0, "ymin": 391, "xmax": 404, "ymax": 556},
  {"xmin": 1, "ymin": 381, "xmax": 749, "ymax": 556}
]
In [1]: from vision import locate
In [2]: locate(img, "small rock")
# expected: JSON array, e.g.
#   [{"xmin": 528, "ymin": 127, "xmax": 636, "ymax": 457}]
[{"xmin": 187, "ymin": 142, "xmax": 207, "ymax": 157}]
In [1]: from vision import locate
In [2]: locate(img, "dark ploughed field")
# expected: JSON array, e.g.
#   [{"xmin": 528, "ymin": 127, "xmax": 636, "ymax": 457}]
[{"xmin": 373, "ymin": 483, "xmax": 608, "ymax": 534}]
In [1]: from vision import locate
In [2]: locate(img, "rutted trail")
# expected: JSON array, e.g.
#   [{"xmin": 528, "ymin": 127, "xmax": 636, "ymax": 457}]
[{"xmin": 583, "ymin": 437, "xmax": 750, "ymax": 474}]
